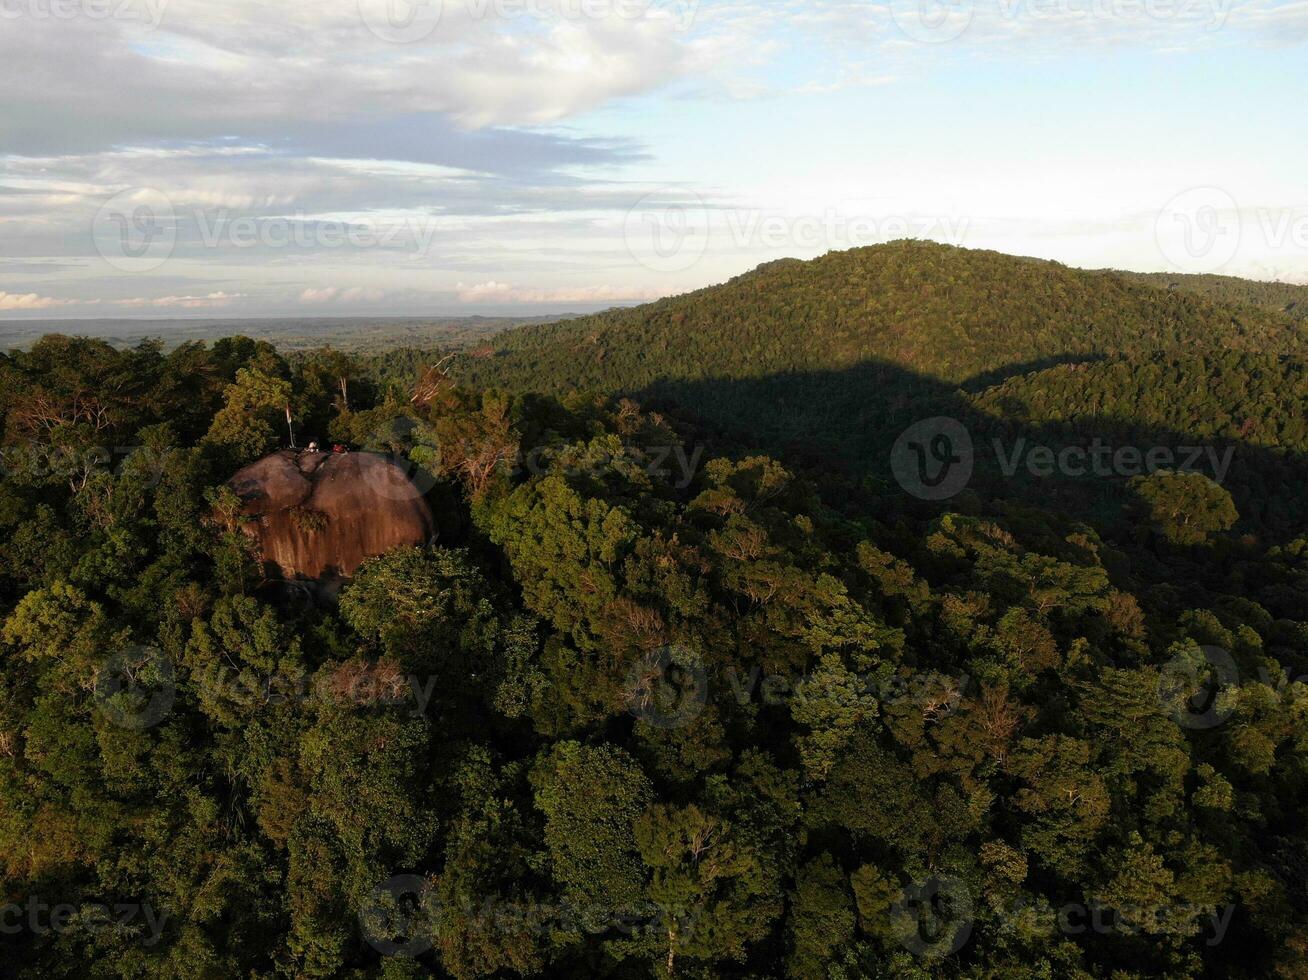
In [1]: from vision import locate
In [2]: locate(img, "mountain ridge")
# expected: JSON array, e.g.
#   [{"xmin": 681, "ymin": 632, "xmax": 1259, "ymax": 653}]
[{"xmin": 457, "ymin": 241, "xmax": 1308, "ymax": 399}]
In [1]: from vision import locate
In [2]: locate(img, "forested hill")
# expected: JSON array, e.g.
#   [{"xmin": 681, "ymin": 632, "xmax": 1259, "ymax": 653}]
[
  {"xmin": 1123, "ymin": 271, "xmax": 1308, "ymax": 323},
  {"xmin": 456, "ymin": 242, "xmax": 1308, "ymax": 396},
  {"xmin": 444, "ymin": 244, "xmax": 1308, "ymax": 500}
]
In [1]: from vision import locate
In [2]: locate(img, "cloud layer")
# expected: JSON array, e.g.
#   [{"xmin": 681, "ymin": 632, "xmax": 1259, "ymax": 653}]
[{"xmin": 1, "ymin": 0, "xmax": 1305, "ymax": 315}]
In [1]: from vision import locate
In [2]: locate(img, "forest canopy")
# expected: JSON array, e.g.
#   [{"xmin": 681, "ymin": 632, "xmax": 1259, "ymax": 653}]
[{"xmin": 1, "ymin": 245, "xmax": 1306, "ymax": 979}]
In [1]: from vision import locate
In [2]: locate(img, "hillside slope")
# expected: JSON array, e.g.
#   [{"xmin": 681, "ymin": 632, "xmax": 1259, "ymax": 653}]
[
  {"xmin": 458, "ymin": 242, "xmax": 1307, "ymax": 396},
  {"xmin": 1123, "ymin": 271, "xmax": 1308, "ymax": 323},
  {"xmin": 454, "ymin": 243, "xmax": 1308, "ymax": 475},
  {"xmin": 970, "ymin": 351, "xmax": 1308, "ymax": 451},
  {"xmin": 964, "ymin": 351, "xmax": 1308, "ymax": 531}
]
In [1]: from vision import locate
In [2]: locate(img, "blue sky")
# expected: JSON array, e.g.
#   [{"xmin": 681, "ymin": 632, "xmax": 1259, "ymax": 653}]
[{"xmin": 0, "ymin": 0, "xmax": 1305, "ymax": 317}]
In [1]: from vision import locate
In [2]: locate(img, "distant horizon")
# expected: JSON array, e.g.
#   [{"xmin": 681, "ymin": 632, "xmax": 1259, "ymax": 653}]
[
  {"xmin": 0, "ymin": 312, "xmax": 583, "ymax": 323},
  {"xmin": 4, "ymin": 241, "xmax": 1306, "ymax": 324}
]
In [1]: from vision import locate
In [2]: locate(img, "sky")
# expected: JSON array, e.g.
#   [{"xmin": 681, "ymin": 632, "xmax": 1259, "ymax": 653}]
[{"xmin": 0, "ymin": 0, "xmax": 1305, "ymax": 318}]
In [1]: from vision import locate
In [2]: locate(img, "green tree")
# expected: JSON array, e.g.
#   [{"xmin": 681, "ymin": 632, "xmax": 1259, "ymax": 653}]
[
  {"xmin": 1129, "ymin": 470, "xmax": 1239, "ymax": 545},
  {"xmin": 202, "ymin": 367, "xmax": 293, "ymax": 466},
  {"xmin": 530, "ymin": 742, "xmax": 652, "ymax": 929}
]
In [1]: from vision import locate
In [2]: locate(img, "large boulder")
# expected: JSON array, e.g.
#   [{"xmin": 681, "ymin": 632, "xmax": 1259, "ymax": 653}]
[{"xmin": 226, "ymin": 449, "xmax": 434, "ymax": 585}]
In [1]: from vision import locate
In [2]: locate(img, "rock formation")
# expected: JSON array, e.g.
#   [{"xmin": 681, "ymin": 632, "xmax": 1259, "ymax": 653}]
[{"xmin": 226, "ymin": 449, "xmax": 434, "ymax": 586}]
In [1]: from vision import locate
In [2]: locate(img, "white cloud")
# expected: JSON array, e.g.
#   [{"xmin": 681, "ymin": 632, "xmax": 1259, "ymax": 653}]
[
  {"xmin": 0, "ymin": 291, "xmax": 72, "ymax": 311},
  {"xmin": 299, "ymin": 286, "xmax": 387, "ymax": 304},
  {"xmin": 0, "ymin": 0, "xmax": 709, "ymax": 155},
  {"xmin": 113, "ymin": 291, "xmax": 242, "ymax": 309},
  {"xmin": 456, "ymin": 280, "xmax": 667, "ymax": 303}
]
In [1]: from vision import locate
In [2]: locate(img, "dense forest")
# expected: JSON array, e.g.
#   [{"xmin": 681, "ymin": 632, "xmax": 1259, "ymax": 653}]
[
  {"xmin": 1123, "ymin": 273, "xmax": 1308, "ymax": 324},
  {"xmin": 453, "ymin": 242, "xmax": 1308, "ymax": 391},
  {"xmin": 1, "ymin": 245, "xmax": 1306, "ymax": 978}
]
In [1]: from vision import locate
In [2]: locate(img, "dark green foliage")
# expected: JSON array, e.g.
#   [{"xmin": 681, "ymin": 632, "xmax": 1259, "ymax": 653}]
[
  {"xmin": 1, "ymin": 248, "xmax": 1307, "ymax": 978},
  {"xmin": 1128, "ymin": 470, "xmax": 1240, "ymax": 545}
]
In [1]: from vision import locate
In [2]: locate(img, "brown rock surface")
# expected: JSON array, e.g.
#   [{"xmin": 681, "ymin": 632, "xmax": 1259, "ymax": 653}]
[{"xmin": 226, "ymin": 450, "xmax": 434, "ymax": 583}]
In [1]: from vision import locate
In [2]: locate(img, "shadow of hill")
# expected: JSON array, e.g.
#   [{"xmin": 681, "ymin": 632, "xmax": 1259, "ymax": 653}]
[
  {"xmin": 636, "ymin": 359, "xmax": 1308, "ymax": 540},
  {"xmin": 958, "ymin": 353, "xmax": 1110, "ymax": 393}
]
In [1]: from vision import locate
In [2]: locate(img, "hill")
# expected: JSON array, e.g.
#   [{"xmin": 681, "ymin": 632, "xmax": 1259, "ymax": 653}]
[
  {"xmin": 458, "ymin": 242, "xmax": 1307, "ymax": 395},
  {"xmin": 452, "ymin": 242, "xmax": 1308, "ymax": 481}
]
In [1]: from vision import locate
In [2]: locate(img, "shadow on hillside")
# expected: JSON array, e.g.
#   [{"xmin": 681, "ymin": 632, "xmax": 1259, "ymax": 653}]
[
  {"xmin": 636, "ymin": 359, "xmax": 1308, "ymax": 540},
  {"xmin": 958, "ymin": 353, "xmax": 1109, "ymax": 393}
]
